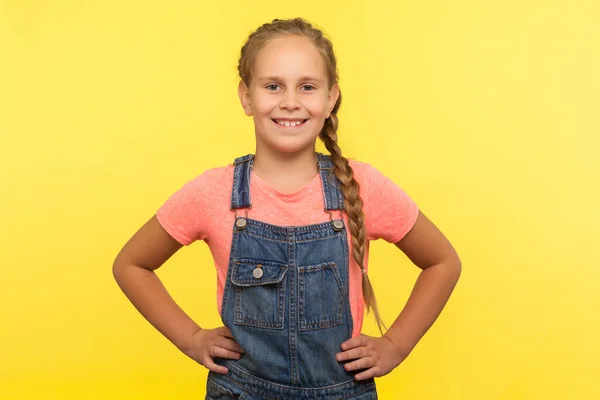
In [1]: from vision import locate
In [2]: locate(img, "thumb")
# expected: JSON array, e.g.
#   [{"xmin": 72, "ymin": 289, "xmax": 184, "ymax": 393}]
[{"xmin": 218, "ymin": 325, "xmax": 234, "ymax": 337}]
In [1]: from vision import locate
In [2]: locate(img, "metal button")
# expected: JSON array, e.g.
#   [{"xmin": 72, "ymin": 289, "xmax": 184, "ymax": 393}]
[
  {"xmin": 332, "ymin": 219, "xmax": 344, "ymax": 231},
  {"xmin": 253, "ymin": 265, "xmax": 263, "ymax": 279},
  {"xmin": 235, "ymin": 218, "xmax": 247, "ymax": 230}
]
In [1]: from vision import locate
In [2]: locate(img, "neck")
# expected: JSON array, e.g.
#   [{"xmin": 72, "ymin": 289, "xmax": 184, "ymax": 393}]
[{"xmin": 252, "ymin": 146, "xmax": 319, "ymax": 183}]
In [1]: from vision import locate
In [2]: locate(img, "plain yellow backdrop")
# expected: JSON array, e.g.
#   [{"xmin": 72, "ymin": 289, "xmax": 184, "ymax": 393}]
[{"xmin": 1, "ymin": 0, "xmax": 598, "ymax": 399}]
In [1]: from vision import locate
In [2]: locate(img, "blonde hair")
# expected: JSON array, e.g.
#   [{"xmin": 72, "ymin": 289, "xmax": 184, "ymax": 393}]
[{"xmin": 238, "ymin": 18, "xmax": 387, "ymax": 334}]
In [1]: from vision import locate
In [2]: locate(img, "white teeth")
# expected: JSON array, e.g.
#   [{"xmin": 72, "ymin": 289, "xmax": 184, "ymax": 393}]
[{"xmin": 276, "ymin": 120, "xmax": 304, "ymax": 127}]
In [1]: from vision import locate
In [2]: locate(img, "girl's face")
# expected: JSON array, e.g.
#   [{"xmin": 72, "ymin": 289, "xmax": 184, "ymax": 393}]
[{"xmin": 238, "ymin": 35, "xmax": 339, "ymax": 155}]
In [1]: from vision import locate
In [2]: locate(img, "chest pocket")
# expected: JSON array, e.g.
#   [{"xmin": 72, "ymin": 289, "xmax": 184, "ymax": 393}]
[
  {"xmin": 231, "ymin": 259, "xmax": 288, "ymax": 330},
  {"xmin": 298, "ymin": 262, "xmax": 345, "ymax": 331}
]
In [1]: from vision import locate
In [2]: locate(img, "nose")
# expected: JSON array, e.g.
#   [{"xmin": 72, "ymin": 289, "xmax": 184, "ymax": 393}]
[{"xmin": 279, "ymin": 90, "xmax": 301, "ymax": 110}]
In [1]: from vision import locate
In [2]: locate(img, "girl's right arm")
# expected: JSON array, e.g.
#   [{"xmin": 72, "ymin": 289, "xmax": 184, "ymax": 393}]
[{"xmin": 112, "ymin": 215, "xmax": 243, "ymax": 374}]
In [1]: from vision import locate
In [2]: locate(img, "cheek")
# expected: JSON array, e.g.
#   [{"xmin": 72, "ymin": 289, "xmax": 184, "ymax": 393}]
[
  {"xmin": 311, "ymin": 91, "xmax": 332, "ymax": 114},
  {"xmin": 254, "ymin": 97, "xmax": 278, "ymax": 116},
  {"xmin": 305, "ymin": 98, "xmax": 330, "ymax": 117}
]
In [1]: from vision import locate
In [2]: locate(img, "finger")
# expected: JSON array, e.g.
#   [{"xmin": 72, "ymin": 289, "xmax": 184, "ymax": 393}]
[
  {"xmin": 212, "ymin": 346, "xmax": 243, "ymax": 360},
  {"xmin": 336, "ymin": 347, "xmax": 370, "ymax": 362},
  {"xmin": 340, "ymin": 336, "xmax": 367, "ymax": 351},
  {"xmin": 355, "ymin": 366, "xmax": 380, "ymax": 381},
  {"xmin": 204, "ymin": 359, "xmax": 229, "ymax": 375},
  {"xmin": 218, "ymin": 337, "xmax": 245, "ymax": 354},
  {"xmin": 344, "ymin": 356, "xmax": 374, "ymax": 372},
  {"xmin": 217, "ymin": 326, "xmax": 234, "ymax": 338}
]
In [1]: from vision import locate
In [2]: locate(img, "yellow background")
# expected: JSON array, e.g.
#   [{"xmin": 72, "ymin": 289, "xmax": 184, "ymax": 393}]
[{"xmin": 1, "ymin": 0, "xmax": 598, "ymax": 398}]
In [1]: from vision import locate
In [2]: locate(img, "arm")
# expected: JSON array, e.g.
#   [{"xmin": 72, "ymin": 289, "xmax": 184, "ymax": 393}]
[
  {"xmin": 112, "ymin": 216, "xmax": 243, "ymax": 374},
  {"xmin": 337, "ymin": 210, "xmax": 461, "ymax": 379},
  {"xmin": 384, "ymin": 210, "xmax": 462, "ymax": 355},
  {"xmin": 112, "ymin": 215, "xmax": 198, "ymax": 354}
]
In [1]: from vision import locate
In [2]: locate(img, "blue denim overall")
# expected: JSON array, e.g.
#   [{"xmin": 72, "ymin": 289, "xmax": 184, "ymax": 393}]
[{"xmin": 206, "ymin": 154, "xmax": 377, "ymax": 400}]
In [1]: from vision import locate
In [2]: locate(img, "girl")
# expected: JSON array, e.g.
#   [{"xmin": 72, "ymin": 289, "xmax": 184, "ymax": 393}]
[{"xmin": 113, "ymin": 18, "xmax": 461, "ymax": 400}]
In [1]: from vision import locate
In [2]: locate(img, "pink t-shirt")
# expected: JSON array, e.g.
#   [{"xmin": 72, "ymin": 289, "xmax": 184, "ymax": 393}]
[{"xmin": 156, "ymin": 159, "xmax": 419, "ymax": 337}]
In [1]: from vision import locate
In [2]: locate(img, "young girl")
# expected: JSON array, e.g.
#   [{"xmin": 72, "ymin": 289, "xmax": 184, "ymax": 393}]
[{"xmin": 113, "ymin": 18, "xmax": 461, "ymax": 400}]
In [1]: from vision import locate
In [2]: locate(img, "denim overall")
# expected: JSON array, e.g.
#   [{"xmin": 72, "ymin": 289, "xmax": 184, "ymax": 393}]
[{"xmin": 206, "ymin": 153, "xmax": 377, "ymax": 400}]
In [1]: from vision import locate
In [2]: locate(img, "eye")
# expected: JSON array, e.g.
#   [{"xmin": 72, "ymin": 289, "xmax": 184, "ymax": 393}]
[
  {"xmin": 300, "ymin": 85, "xmax": 316, "ymax": 91},
  {"xmin": 266, "ymin": 84, "xmax": 281, "ymax": 91}
]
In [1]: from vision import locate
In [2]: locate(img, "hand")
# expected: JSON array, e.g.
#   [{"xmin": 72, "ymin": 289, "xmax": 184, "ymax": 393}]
[
  {"xmin": 186, "ymin": 326, "xmax": 244, "ymax": 374},
  {"xmin": 336, "ymin": 334, "xmax": 408, "ymax": 380}
]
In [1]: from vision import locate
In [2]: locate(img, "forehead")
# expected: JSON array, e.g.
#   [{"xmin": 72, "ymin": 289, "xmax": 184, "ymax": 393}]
[{"xmin": 253, "ymin": 35, "xmax": 327, "ymax": 80}]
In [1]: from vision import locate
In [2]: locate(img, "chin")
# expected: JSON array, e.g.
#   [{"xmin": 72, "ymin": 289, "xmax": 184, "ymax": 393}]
[
  {"xmin": 272, "ymin": 142, "xmax": 314, "ymax": 154},
  {"xmin": 261, "ymin": 137, "xmax": 318, "ymax": 155}
]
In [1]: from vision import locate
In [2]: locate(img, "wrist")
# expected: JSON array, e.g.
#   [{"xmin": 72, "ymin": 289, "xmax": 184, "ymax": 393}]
[
  {"xmin": 179, "ymin": 326, "xmax": 203, "ymax": 357},
  {"xmin": 383, "ymin": 331, "xmax": 413, "ymax": 359}
]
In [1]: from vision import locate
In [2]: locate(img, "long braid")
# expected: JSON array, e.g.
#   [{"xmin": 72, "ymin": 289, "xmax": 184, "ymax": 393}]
[{"xmin": 319, "ymin": 95, "xmax": 387, "ymax": 335}]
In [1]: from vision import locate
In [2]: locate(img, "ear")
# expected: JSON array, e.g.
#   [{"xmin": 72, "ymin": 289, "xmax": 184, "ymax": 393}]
[
  {"xmin": 326, "ymin": 83, "xmax": 340, "ymax": 118},
  {"xmin": 238, "ymin": 80, "xmax": 253, "ymax": 116}
]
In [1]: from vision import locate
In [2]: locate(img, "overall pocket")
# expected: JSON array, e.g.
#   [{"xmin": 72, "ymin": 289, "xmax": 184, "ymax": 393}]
[
  {"xmin": 298, "ymin": 262, "xmax": 345, "ymax": 331},
  {"xmin": 231, "ymin": 259, "xmax": 288, "ymax": 329}
]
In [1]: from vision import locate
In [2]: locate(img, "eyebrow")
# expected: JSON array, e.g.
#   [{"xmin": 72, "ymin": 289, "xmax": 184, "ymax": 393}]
[{"xmin": 257, "ymin": 76, "xmax": 324, "ymax": 83}]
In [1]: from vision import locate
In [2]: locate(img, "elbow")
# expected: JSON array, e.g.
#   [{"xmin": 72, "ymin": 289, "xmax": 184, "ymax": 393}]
[
  {"xmin": 449, "ymin": 254, "xmax": 462, "ymax": 282},
  {"xmin": 112, "ymin": 257, "xmax": 125, "ymax": 284},
  {"xmin": 434, "ymin": 252, "xmax": 461, "ymax": 282},
  {"xmin": 112, "ymin": 253, "xmax": 132, "ymax": 284},
  {"xmin": 112, "ymin": 254, "xmax": 154, "ymax": 285}
]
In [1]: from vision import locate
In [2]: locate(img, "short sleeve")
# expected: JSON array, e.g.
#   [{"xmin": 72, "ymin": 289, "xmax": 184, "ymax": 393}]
[
  {"xmin": 352, "ymin": 161, "xmax": 419, "ymax": 243},
  {"xmin": 155, "ymin": 171, "xmax": 214, "ymax": 245}
]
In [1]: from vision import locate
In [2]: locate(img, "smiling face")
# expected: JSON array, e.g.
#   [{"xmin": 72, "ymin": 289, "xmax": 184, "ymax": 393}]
[{"xmin": 238, "ymin": 35, "xmax": 340, "ymax": 155}]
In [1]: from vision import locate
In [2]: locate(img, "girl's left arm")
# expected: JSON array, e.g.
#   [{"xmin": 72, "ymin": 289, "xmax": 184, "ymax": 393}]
[{"xmin": 337, "ymin": 210, "xmax": 462, "ymax": 380}]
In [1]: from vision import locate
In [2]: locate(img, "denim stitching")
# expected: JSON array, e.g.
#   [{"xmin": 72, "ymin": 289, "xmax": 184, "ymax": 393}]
[
  {"xmin": 298, "ymin": 262, "xmax": 344, "ymax": 331},
  {"xmin": 233, "ymin": 265, "xmax": 286, "ymax": 329},
  {"xmin": 220, "ymin": 361, "xmax": 375, "ymax": 398}
]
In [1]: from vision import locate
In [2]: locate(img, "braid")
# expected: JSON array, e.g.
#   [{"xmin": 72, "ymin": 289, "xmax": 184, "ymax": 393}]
[{"xmin": 320, "ymin": 95, "xmax": 387, "ymax": 335}]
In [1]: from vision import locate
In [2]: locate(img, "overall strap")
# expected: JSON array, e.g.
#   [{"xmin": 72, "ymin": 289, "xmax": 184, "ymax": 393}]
[
  {"xmin": 317, "ymin": 152, "xmax": 345, "ymax": 211},
  {"xmin": 230, "ymin": 154, "xmax": 254, "ymax": 210}
]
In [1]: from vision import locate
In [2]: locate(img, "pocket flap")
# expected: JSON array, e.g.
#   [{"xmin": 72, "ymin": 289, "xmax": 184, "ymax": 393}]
[{"xmin": 231, "ymin": 260, "xmax": 288, "ymax": 286}]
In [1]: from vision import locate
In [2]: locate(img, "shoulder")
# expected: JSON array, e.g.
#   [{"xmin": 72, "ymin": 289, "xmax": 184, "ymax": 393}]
[
  {"xmin": 158, "ymin": 163, "xmax": 234, "ymax": 213},
  {"xmin": 193, "ymin": 163, "xmax": 234, "ymax": 185},
  {"xmin": 347, "ymin": 157, "xmax": 412, "ymax": 201},
  {"xmin": 348, "ymin": 158, "xmax": 393, "ymax": 188},
  {"xmin": 155, "ymin": 163, "xmax": 234, "ymax": 245},
  {"xmin": 347, "ymin": 158, "xmax": 419, "ymax": 242},
  {"xmin": 178, "ymin": 164, "xmax": 234, "ymax": 196}
]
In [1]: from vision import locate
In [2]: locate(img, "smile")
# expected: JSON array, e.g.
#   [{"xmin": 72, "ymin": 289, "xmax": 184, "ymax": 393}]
[{"xmin": 272, "ymin": 119, "xmax": 308, "ymax": 127}]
